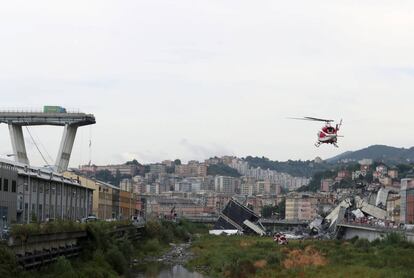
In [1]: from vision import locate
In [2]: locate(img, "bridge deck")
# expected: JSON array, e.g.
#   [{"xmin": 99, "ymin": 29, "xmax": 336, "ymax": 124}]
[{"xmin": 0, "ymin": 112, "xmax": 95, "ymax": 126}]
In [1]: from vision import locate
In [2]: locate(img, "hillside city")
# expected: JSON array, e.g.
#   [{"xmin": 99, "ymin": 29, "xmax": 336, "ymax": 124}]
[
  {"xmin": 66, "ymin": 154, "xmax": 414, "ymax": 227},
  {"xmin": 2, "ymin": 1, "xmax": 414, "ymax": 275}
]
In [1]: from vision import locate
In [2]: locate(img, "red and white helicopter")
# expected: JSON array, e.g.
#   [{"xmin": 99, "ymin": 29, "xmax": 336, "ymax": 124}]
[{"xmin": 289, "ymin": 117, "xmax": 343, "ymax": 147}]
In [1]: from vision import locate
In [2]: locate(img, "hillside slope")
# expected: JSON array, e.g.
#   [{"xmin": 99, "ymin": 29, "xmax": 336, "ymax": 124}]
[{"xmin": 327, "ymin": 145, "xmax": 414, "ymax": 164}]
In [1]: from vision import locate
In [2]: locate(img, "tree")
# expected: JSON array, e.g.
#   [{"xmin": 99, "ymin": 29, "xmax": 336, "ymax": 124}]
[
  {"xmin": 174, "ymin": 159, "xmax": 182, "ymax": 165},
  {"xmin": 95, "ymin": 170, "xmax": 115, "ymax": 183},
  {"xmin": 207, "ymin": 163, "xmax": 241, "ymax": 177},
  {"xmin": 275, "ymin": 199, "xmax": 286, "ymax": 219},
  {"xmin": 261, "ymin": 205, "xmax": 277, "ymax": 218},
  {"xmin": 125, "ymin": 159, "xmax": 139, "ymax": 165}
]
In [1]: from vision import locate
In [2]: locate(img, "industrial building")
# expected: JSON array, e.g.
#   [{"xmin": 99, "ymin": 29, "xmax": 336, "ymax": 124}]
[{"xmin": 0, "ymin": 159, "xmax": 93, "ymax": 227}]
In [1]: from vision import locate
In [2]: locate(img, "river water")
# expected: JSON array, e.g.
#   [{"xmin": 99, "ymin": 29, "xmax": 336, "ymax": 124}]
[{"xmin": 134, "ymin": 263, "xmax": 206, "ymax": 278}]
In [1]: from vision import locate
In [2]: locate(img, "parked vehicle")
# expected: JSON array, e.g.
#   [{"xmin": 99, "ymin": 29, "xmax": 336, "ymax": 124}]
[
  {"xmin": 81, "ymin": 215, "xmax": 98, "ymax": 223},
  {"xmin": 1, "ymin": 226, "xmax": 10, "ymax": 240}
]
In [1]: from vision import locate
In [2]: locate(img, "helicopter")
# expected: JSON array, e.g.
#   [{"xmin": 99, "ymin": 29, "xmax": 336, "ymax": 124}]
[{"xmin": 289, "ymin": 117, "xmax": 343, "ymax": 147}]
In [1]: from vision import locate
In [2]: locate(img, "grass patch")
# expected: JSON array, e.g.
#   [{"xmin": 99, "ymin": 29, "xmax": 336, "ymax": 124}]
[{"xmin": 187, "ymin": 233, "xmax": 414, "ymax": 278}]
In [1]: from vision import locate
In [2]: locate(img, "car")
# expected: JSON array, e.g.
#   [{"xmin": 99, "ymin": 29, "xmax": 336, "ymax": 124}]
[
  {"xmin": 1, "ymin": 226, "xmax": 10, "ymax": 240},
  {"xmin": 81, "ymin": 215, "xmax": 98, "ymax": 223}
]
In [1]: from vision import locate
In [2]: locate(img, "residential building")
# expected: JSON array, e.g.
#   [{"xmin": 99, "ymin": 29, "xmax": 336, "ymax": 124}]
[
  {"xmin": 285, "ymin": 194, "xmax": 317, "ymax": 221},
  {"xmin": 175, "ymin": 162, "xmax": 207, "ymax": 177},
  {"xmin": 149, "ymin": 163, "xmax": 166, "ymax": 175},
  {"xmin": 320, "ymin": 178, "xmax": 334, "ymax": 192},
  {"xmin": 146, "ymin": 196, "xmax": 205, "ymax": 218},
  {"xmin": 120, "ymin": 178, "xmax": 133, "ymax": 192},
  {"xmin": 214, "ymin": 176, "xmax": 236, "ymax": 194},
  {"xmin": 388, "ymin": 168, "xmax": 399, "ymax": 179},
  {"xmin": 174, "ymin": 177, "xmax": 202, "ymax": 193},
  {"xmin": 146, "ymin": 183, "xmax": 159, "ymax": 194},
  {"xmin": 66, "ymin": 171, "xmax": 143, "ymax": 220},
  {"xmin": 400, "ymin": 178, "xmax": 414, "ymax": 224},
  {"xmin": 336, "ymin": 170, "xmax": 351, "ymax": 182},
  {"xmin": 387, "ymin": 195, "xmax": 401, "ymax": 224},
  {"xmin": 80, "ymin": 164, "xmax": 140, "ymax": 177}
]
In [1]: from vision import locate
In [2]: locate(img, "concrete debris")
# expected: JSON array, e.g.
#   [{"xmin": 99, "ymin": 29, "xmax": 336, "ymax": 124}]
[
  {"xmin": 355, "ymin": 196, "xmax": 387, "ymax": 220},
  {"xmin": 351, "ymin": 209, "xmax": 364, "ymax": 219},
  {"xmin": 325, "ymin": 198, "xmax": 352, "ymax": 228},
  {"xmin": 375, "ymin": 188, "xmax": 390, "ymax": 207},
  {"xmin": 309, "ymin": 216, "xmax": 323, "ymax": 233},
  {"xmin": 209, "ymin": 230, "xmax": 240, "ymax": 236},
  {"xmin": 243, "ymin": 219, "xmax": 266, "ymax": 236}
]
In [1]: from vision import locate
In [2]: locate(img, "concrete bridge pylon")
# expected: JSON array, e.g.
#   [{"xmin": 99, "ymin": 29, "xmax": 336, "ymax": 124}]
[{"xmin": 0, "ymin": 109, "xmax": 95, "ymax": 172}]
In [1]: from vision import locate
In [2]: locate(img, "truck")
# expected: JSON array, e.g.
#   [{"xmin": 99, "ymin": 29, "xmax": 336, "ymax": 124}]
[{"xmin": 43, "ymin": 106, "xmax": 67, "ymax": 113}]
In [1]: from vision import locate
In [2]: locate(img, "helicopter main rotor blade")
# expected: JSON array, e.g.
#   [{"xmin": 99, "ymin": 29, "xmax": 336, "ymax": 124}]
[
  {"xmin": 303, "ymin": 117, "xmax": 334, "ymax": 122},
  {"xmin": 286, "ymin": 117, "xmax": 316, "ymax": 121},
  {"xmin": 287, "ymin": 117, "xmax": 334, "ymax": 122}
]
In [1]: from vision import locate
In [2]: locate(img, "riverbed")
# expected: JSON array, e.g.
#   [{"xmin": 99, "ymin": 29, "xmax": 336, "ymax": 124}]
[
  {"xmin": 135, "ymin": 263, "xmax": 206, "ymax": 278},
  {"xmin": 132, "ymin": 242, "xmax": 207, "ymax": 278}
]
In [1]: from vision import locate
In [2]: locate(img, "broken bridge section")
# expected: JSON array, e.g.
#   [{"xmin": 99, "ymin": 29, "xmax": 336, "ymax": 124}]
[
  {"xmin": 0, "ymin": 110, "xmax": 96, "ymax": 172},
  {"xmin": 213, "ymin": 198, "xmax": 266, "ymax": 235}
]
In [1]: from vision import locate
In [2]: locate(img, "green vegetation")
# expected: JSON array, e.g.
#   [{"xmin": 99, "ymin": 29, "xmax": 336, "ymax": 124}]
[
  {"xmin": 1, "ymin": 219, "xmax": 208, "ymax": 278},
  {"xmin": 299, "ymin": 161, "xmax": 414, "ymax": 192},
  {"xmin": 207, "ymin": 163, "xmax": 241, "ymax": 177},
  {"xmin": 94, "ymin": 169, "xmax": 132, "ymax": 186},
  {"xmin": 327, "ymin": 145, "xmax": 414, "ymax": 165},
  {"xmin": 261, "ymin": 200, "xmax": 285, "ymax": 219},
  {"xmin": 125, "ymin": 159, "xmax": 140, "ymax": 166},
  {"xmin": 187, "ymin": 233, "xmax": 414, "ymax": 278},
  {"xmin": 0, "ymin": 245, "xmax": 19, "ymax": 277},
  {"xmin": 298, "ymin": 170, "xmax": 336, "ymax": 192},
  {"xmin": 244, "ymin": 156, "xmax": 332, "ymax": 177},
  {"xmin": 260, "ymin": 205, "xmax": 277, "ymax": 218},
  {"xmin": 11, "ymin": 220, "xmax": 86, "ymax": 241}
]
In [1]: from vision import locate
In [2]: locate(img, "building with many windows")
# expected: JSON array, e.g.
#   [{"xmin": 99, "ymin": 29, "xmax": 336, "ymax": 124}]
[
  {"xmin": 285, "ymin": 194, "xmax": 318, "ymax": 221},
  {"xmin": 0, "ymin": 159, "xmax": 93, "ymax": 227},
  {"xmin": 214, "ymin": 176, "xmax": 236, "ymax": 194},
  {"xmin": 64, "ymin": 171, "xmax": 143, "ymax": 220}
]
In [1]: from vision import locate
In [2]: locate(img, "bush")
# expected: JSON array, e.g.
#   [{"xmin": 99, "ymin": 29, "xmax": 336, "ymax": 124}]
[
  {"xmin": 0, "ymin": 246, "xmax": 19, "ymax": 277},
  {"xmin": 117, "ymin": 239, "xmax": 134, "ymax": 261},
  {"xmin": 145, "ymin": 220, "xmax": 163, "ymax": 239},
  {"xmin": 142, "ymin": 239, "xmax": 163, "ymax": 254},
  {"xmin": 382, "ymin": 232, "xmax": 408, "ymax": 246},
  {"xmin": 105, "ymin": 246, "xmax": 128, "ymax": 275},
  {"xmin": 354, "ymin": 238, "xmax": 371, "ymax": 251},
  {"xmin": 50, "ymin": 257, "xmax": 76, "ymax": 278}
]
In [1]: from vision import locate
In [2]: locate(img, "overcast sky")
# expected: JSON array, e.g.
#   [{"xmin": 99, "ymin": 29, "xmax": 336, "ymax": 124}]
[{"xmin": 0, "ymin": 1, "xmax": 413, "ymax": 167}]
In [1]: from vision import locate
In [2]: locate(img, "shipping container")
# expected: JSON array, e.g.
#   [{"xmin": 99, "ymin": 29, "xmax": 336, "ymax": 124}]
[{"xmin": 43, "ymin": 106, "xmax": 67, "ymax": 113}]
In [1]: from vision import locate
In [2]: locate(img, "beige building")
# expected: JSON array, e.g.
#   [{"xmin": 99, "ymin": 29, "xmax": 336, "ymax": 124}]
[
  {"xmin": 146, "ymin": 197, "xmax": 205, "ymax": 218},
  {"xmin": 175, "ymin": 162, "xmax": 207, "ymax": 177},
  {"xmin": 65, "ymin": 172, "xmax": 143, "ymax": 220},
  {"xmin": 64, "ymin": 172, "xmax": 121, "ymax": 220},
  {"xmin": 285, "ymin": 194, "xmax": 317, "ymax": 221},
  {"xmin": 388, "ymin": 169, "xmax": 399, "ymax": 179},
  {"xmin": 387, "ymin": 195, "xmax": 401, "ymax": 224}
]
